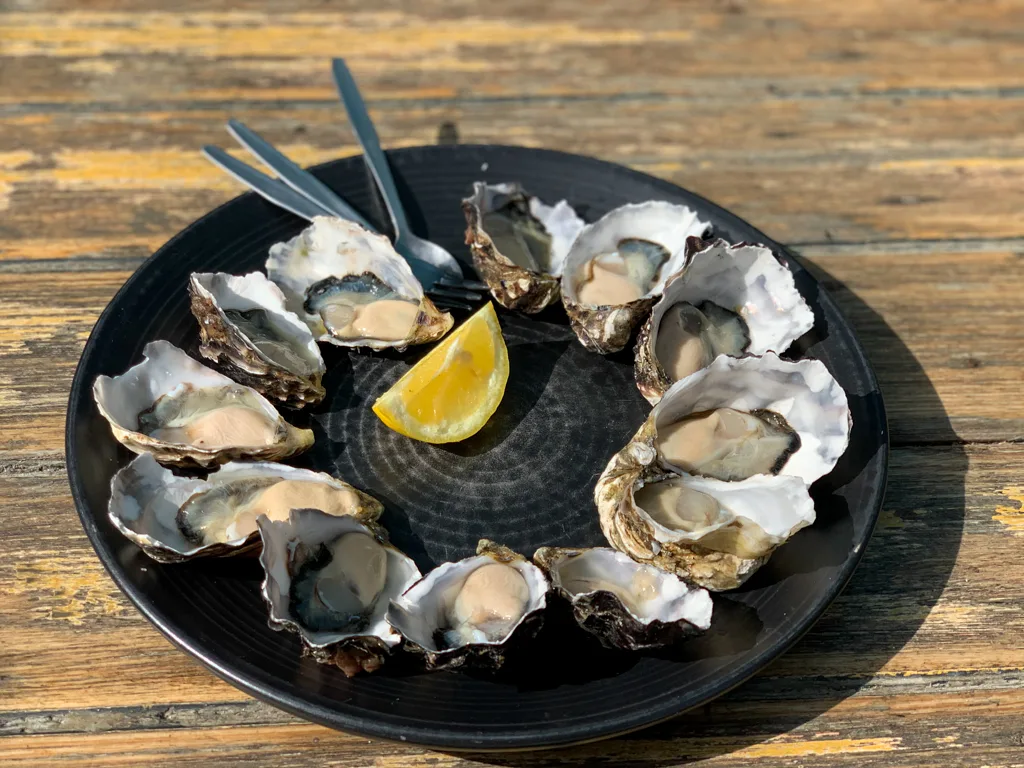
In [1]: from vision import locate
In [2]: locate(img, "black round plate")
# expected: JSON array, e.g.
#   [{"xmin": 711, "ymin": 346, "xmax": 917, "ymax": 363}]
[{"xmin": 67, "ymin": 145, "xmax": 887, "ymax": 751}]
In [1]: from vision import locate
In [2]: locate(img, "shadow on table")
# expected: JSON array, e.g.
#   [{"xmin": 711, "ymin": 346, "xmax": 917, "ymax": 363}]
[{"xmin": 450, "ymin": 261, "xmax": 967, "ymax": 766}]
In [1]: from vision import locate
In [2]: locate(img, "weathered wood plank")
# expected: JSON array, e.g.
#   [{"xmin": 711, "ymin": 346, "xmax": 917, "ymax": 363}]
[
  {"xmin": 5, "ymin": 687, "xmax": 1024, "ymax": 766},
  {"xmin": 2, "ymin": 1, "xmax": 1023, "ymax": 107},
  {"xmin": 2, "ymin": 1, "xmax": 1021, "ymax": 763},
  {"xmin": 3, "ymin": 95, "xmax": 1024, "ymax": 244},
  {"xmin": 1, "ymin": 443, "xmax": 1018, "ymax": 716}
]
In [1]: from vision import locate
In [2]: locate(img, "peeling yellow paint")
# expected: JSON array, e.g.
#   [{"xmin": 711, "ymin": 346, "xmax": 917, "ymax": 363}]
[
  {"xmin": 12, "ymin": 554, "xmax": 130, "ymax": 626},
  {"xmin": 0, "ymin": 298, "xmax": 106, "ymax": 353},
  {"xmin": 0, "ymin": 145, "xmax": 363, "ymax": 192},
  {"xmin": 0, "ymin": 374, "xmax": 23, "ymax": 408},
  {"xmin": 0, "ymin": 151, "xmax": 35, "ymax": 171},
  {"xmin": 63, "ymin": 58, "xmax": 121, "ymax": 75},
  {"xmin": 0, "ymin": 236, "xmax": 161, "ymax": 261},
  {"xmin": 0, "ymin": 12, "xmax": 692, "ymax": 58},
  {"xmin": 738, "ymin": 737, "xmax": 902, "ymax": 758},
  {"xmin": 993, "ymin": 485, "xmax": 1024, "ymax": 534},
  {"xmin": 0, "ymin": 152, "xmax": 35, "ymax": 210},
  {"xmin": 876, "ymin": 157, "xmax": 1024, "ymax": 173},
  {"xmin": 367, "ymin": 736, "xmax": 903, "ymax": 765}
]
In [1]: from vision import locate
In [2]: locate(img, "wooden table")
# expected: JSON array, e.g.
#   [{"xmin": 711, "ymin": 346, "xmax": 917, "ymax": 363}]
[{"xmin": 2, "ymin": 1, "xmax": 1023, "ymax": 765}]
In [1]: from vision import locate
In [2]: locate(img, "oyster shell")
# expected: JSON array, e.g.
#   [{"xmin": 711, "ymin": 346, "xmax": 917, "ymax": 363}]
[
  {"xmin": 596, "ymin": 353, "xmax": 850, "ymax": 589},
  {"xmin": 635, "ymin": 238, "xmax": 815, "ymax": 403},
  {"xmin": 258, "ymin": 508, "xmax": 421, "ymax": 677},
  {"xmin": 93, "ymin": 341, "xmax": 314, "ymax": 467},
  {"xmin": 108, "ymin": 453, "xmax": 382, "ymax": 563},
  {"xmin": 560, "ymin": 202, "xmax": 710, "ymax": 354},
  {"xmin": 533, "ymin": 546, "xmax": 712, "ymax": 650},
  {"xmin": 648, "ymin": 353, "xmax": 850, "ymax": 484},
  {"xmin": 602, "ymin": 470, "xmax": 815, "ymax": 590},
  {"xmin": 266, "ymin": 216, "xmax": 453, "ymax": 350},
  {"xmin": 462, "ymin": 182, "xmax": 584, "ymax": 313},
  {"xmin": 189, "ymin": 271, "xmax": 326, "ymax": 407},
  {"xmin": 387, "ymin": 540, "xmax": 548, "ymax": 671}
]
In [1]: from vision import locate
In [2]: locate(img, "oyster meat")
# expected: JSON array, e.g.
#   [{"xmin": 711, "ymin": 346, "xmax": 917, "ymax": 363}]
[
  {"xmin": 534, "ymin": 547, "xmax": 712, "ymax": 650},
  {"xmin": 93, "ymin": 341, "xmax": 313, "ymax": 467},
  {"xmin": 635, "ymin": 238, "xmax": 815, "ymax": 403},
  {"xmin": 387, "ymin": 540, "xmax": 549, "ymax": 670},
  {"xmin": 596, "ymin": 353, "xmax": 850, "ymax": 589},
  {"xmin": 259, "ymin": 508, "xmax": 421, "ymax": 676},
  {"xmin": 266, "ymin": 216, "xmax": 453, "ymax": 350},
  {"xmin": 560, "ymin": 202, "xmax": 710, "ymax": 354},
  {"xmin": 189, "ymin": 271, "xmax": 326, "ymax": 407},
  {"xmin": 108, "ymin": 454, "xmax": 383, "ymax": 562},
  {"xmin": 462, "ymin": 182, "xmax": 584, "ymax": 313},
  {"xmin": 656, "ymin": 407, "xmax": 801, "ymax": 482}
]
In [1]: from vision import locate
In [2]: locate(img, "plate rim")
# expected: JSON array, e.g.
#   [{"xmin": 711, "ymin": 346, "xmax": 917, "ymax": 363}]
[{"xmin": 65, "ymin": 143, "xmax": 889, "ymax": 751}]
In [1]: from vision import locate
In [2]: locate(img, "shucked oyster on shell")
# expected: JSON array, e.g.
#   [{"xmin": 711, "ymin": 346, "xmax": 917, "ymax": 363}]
[
  {"xmin": 596, "ymin": 353, "xmax": 851, "ymax": 590},
  {"xmin": 462, "ymin": 182, "xmax": 584, "ymax": 313},
  {"xmin": 189, "ymin": 271, "xmax": 326, "ymax": 407},
  {"xmin": 108, "ymin": 453, "xmax": 382, "ymax": 563},
  {"xmin": 635, "ymin": 238, "xmax": 815, "ymax": 404},
  {"xmin": 533, "ymin": 546, "xmax": 712, "ymax": 650},
  {"xmin": 560, "ymin": 202, "xmax": 711, "ymax": 354},
  {"xmin": 266, "ymin": 216, "xmax": 453, "ymax": 351},
  {"xmin": 387, "ymin": 540, "xmax": 549, "ymax": 671},
  {"xmin": 258, "ymin": 508, "xmax": 421, "ymax": 677},
  {"xmin": 93, "ymin": 341, "xmax": 314, "ymax": 468}
]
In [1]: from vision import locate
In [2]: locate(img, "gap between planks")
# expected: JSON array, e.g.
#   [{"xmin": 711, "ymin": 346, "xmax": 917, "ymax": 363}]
[
  {"xmin": 4, "ymin": 83, "xmax": 1024, "ymax": 118},
  {"xmin": 5, "ymin": 668, "xmax": 1024, "ymax": 738}
]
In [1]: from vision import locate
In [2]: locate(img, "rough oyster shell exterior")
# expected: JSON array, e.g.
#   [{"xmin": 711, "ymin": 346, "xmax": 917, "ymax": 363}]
[
  {"xmin": 107, "ymin": 454, "xmax": 383, "ymax": 563},
  {"xmin": 533, "ymin": 546, "xmax": 712, "ymax": 650},
  {"xmin": 189, "ymin": 271, "xmax": 326, "ymax": 407},
  {"xmin": 560, "ymin": 202, "xmax": 711, "ymax": 354},
  {"xmin": 635, "ymin": 238, "xmax": 815, "ymax": 404},
  {"xmin": 386, "ymin": 540, "xmax": 549, "ymax": 671},
  {"xmin": 258, "ymin": 508, "xmax": 421, "ymax": 677},
  {"xmin": 462, "ymin": 182, "xmax": 584, "ymax": 313},
  {"xmin": 596, "ymin": 353, "xmax": 850, "ymax": 590},
  {"xmin": 265, "ymin": 216, "xmax": 453, "ymax": 350},
  {"xmin": 92, "ymin": 340, "xmax": 314, "ymax": 468}
]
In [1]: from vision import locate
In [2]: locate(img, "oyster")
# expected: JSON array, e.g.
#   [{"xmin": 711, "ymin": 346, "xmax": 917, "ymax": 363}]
[
  {"xmin": 595, "ymin": 353, "xmax": 850, "ymax": 589},
  {"xmin": 607, "ymin": 472, "xmax": 816, "ymax": 590},
  {"xmin": 387, "ymin": 540, "xmax": 549, "ymax": 670},
  {"xmin": 635, "ymin": 238, "xmax": 815, "ymax": 403},
  {"xmin": 534, "ymin": 547, "xmax": 712, "ymax": 650},
  {"xmin": 108, "ymin": 453, "xmax": 382, "ymax": 562},
  {"xmin": 93, "ymin": 340, "xmax": 314, "ymax": 467},
  {"xmin": 189, "ymin": 271, "xmax": 326, "ymax": 407},
  {"xmin": 462, "ymin": 182, "xmax": 584, "ymax": 313},
  {"xmin": 648, "ymin": 353, "xmax": 850, "ymax": 484},
  {"xmin": 266, "ymin": 216, "xmax": 453, "ymax": 350},
  {"xmin": 560, "ymin": 202, "xmax": 710, "ymax": 354},
  {"xmin": 258, "ymin": 508, "xmax": 421, "ymax": 676}
]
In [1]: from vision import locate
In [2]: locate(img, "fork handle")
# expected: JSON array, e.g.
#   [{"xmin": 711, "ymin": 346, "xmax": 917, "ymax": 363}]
[
  {"xmin": 203, "ymin": 146, "xmax": 324, "ymax": 221},
  {"xmin": 331, "ymin": 58, "xmax": 412, "ymax": 241}
]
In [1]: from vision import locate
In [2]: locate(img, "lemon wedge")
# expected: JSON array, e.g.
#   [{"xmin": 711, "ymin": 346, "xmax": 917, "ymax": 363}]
[{"xmin": 372, "ymin": 302, "xmax": 509, "ymax": 443}]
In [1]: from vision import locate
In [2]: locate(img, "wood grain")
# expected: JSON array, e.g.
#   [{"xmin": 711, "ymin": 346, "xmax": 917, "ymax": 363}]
[
  {"xmin": 3, "ymin": 96, "xmax": 1024, "ymax": 246},
  {"xmin": 2, "ymin": 0, "xmax": 1023, "ymax": 764},
  {"xmin": 2, "ymin": 1, "xmax": 1023, "ymax": 104}
]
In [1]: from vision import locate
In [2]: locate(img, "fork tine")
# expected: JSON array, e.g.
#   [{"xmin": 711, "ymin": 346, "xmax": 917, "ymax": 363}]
[
  {"xmin": 429, "ymin": 296, "xmax": 475, "ymax": 311},
  {"xmin": 226, "ymin": 119, "xmax": 376, "ymax": 231},
  {"xmin": 428, "ymin": 286, "xmax": 484, "ymax": 302},
  {"xmin": 436, "ymin": 276, "xmax": 489, "ymax": 292},
  {"xmin": 202, "ymin": 146, "xmax": 328, "ymax": 222}
]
